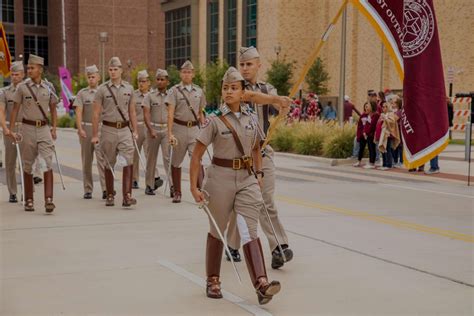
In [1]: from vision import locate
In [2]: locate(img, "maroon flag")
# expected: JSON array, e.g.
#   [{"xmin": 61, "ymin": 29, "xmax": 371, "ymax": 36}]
[{"xmin": 353, "ymin": 0, "xmax": 448, "ymax": 168}]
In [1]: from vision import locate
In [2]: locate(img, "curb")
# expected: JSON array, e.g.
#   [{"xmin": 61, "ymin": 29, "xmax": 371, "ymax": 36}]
[
  {"xmin": 58, "ymin": 127, "xmax": 77, "ymax": 133},
  {"xmin": 275, "ymin": 152, "xmax": 355, "ymax": 166}
]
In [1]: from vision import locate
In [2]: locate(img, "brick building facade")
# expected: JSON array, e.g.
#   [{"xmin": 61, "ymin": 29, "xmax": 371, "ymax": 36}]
[{"xmin": 2, "ymin": 0, "xmax": 165, "ymax": 76}]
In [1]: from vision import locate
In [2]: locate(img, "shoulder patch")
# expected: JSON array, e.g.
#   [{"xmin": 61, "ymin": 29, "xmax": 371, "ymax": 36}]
[{"xmin": 201, "ymin": 117, "xmax": 211, "ymax": 128}]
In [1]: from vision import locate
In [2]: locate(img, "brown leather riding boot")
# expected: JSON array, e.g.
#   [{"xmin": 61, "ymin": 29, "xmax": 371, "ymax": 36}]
[
  {"xmin": 122, "ymin": 165, "xmax": 137, "ymax": 207},
  {"xmin": 24, "ymin": 172, "xmax": 34, "ymax": 212},
  {"xmin": 206, "ymin": 233, "xmax": 224, "ymax": 299},
  {"xmin": 43, "ymin": 170, "xmax": 55, "ymax": 213},
  {"xmin": 197, "ymin": 165, "xmax": 205, "ymax": 190},
  {"xmin": 105, "ymin": 168, "xmax": 115, "ymax": 206},
  {"xmin": 243, "ymin": 238, "xmax": 281, "ymax": 305},
  {"xmin": 171, "ymin": 166, "xmax": 181, "ymax": 203}
]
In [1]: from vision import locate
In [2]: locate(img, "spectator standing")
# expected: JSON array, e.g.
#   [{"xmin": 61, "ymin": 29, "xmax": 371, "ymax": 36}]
[
  {"xmin": 362, "ymin": 101, "xmax": 379, "ymax": 169},
  {"xmin": 353, "ymin": 102, "xmax": 370, "ymax": 167},
  {"xmin": 343, "ymin": 95, "xmax": 361, "ymax": 122}
]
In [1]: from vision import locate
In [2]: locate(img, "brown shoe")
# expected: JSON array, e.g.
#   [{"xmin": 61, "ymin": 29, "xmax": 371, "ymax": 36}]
[
  {"xmin": 122, "ymin": 165, "xmax": 137, "ymax": 207},
  {"xmin": 206, "ymin": 233, "xmax": 224, "ymax": 299},
  {"xmin": 171, "ymin": 166, "xmax": 181, "ymax": 203},
  {"xmin": 105, "ymin": 168, "xmax": 115, "ymax": 206},
  {"xmin": 243, "ymin": 238, "xmax": 281, "ymax": 305},
  {"xmin": 44, "ymin": 170, "xmax": 55, "ymax": 213},
  {"xmin": 24, "ymin": 172, "xmax": 35, "ymax": 212}
]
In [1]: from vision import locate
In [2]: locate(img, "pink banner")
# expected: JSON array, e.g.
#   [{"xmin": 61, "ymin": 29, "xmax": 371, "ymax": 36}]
[{"xmin": 59, "ymin": 66, "xmax": 74, "ymax": 112}]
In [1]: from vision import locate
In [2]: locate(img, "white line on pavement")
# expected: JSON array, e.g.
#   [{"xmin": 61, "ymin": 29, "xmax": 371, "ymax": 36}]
[
  {"xmin": 381, "ymin": 184, "xmax": 474, "ymax": 199},
  {"xmin": 158, "ymin": 259, "xmax": 272, "ymax": 316}
]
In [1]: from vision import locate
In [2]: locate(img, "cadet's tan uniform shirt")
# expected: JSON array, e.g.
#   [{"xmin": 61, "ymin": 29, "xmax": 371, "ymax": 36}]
[
  {"xmin": 12, "ymin": 79, "xmax": 58, "ymax": 174},
  {"xmin": 0, "ymin": 84, "xmax": 23, "ymax": 123},
  {"xmin": 165, "ymin": 83, "xmax": 206, "ymax": 167},
  {"xmin": 74, "ymin": 87, "xmax": 98, "ymax": 123},
  {"xmin": 197, "ymin": 104, "xmax": 263, "ymax": 244},
  {"xmin": 94, "ymin": 81, "xmax": 134, "ymax": 122}
]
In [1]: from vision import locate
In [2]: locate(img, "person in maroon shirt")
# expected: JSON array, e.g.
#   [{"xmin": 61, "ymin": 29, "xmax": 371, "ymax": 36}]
[
  {"xmin": 361, "ymin": 101, "xmax": 379, "ymax": 169},
  {"xmin": 343, "ymin": 95, "xmax": 361, "ymax": 122},
  {"xmin": 353, "ymin": 102, "xmax": 371, "ymax": 167}
]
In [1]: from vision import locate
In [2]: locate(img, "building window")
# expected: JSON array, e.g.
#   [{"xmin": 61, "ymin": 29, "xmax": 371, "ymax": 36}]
[
  {"xmin": 208, "ymin": 0, "xmax": 219, "ymax": 62},
  {"xmin": 165, "ymin": 6, "xmax": 191, "ymax": 68},
  {"xmin": 1, "ymin": 0, "xmax": 15, "ymax": 23},
  {"xmin": 225, "ymin": 0, "xmax": 237, "ymax": 66},
  {"xmin": 6, "ymin": 34, "xmax": 15, "ymax": 59},
  {"xmin": 24, "ymin": 35, "xmax": 49, "ymax": 65},
  {"xmin": 243, "ymin": 0, "xmax": 257, "ymax": 47},
  {"xmin": 23, "ymin": 0, "xmax": 48, "ymax": 26}
]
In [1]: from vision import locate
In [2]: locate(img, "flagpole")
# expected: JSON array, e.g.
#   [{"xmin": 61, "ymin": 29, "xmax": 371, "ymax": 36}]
[{"xmin": 338, "ymin": 5, "xmax": 347, "ymax": 126}]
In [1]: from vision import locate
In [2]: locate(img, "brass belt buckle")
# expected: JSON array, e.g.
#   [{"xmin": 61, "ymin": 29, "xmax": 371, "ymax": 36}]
[
  {"xmin": 232, "ymin": 159, "xmax": 241, "ymax": 170},
  {"xmin": 35, "ymin": 120, "xmax": 42, "ymax": 128},
  {"xmin": 187, "ymin": 121, "xmax": 193, "ymax": 128},
  {"xmin": 117, "ymin": 122, "xmax": 122, "ymax": 129}
]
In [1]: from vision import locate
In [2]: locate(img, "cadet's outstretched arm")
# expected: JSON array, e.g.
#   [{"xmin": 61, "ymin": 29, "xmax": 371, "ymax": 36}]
[
  {"xmin": 242, "ymin": 91, "xmax": 292, "ymax": 112},
  {"xmin": 190, "ymin": 141, "xmax": 207, "ymax": 202}
]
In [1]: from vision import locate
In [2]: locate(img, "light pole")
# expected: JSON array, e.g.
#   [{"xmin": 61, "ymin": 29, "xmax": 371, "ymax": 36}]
[
  {"xmin": 274, "ymin": 45, "xmax": 281, "ymax": 60},
  {"xmin": 99, "ymin": 32, "xmax": 108, "ymax": 83},
  {"xmin": 338, "ymin": 6, "xmax": 347, "ymax": 126}
]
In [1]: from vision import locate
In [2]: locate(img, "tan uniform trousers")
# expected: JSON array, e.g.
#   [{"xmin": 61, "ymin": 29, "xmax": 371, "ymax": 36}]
[
  {"xmin": 204, "ymin": 165, "xmax": 263, "ymax": 244},
  {"xmin": 3, "ymin": 124, "xmax": 21, "ymax": 194},
  {"xmin": 21, "ymin": 124, "xmax": 54, "ymax": 174},
  {"xmin": 145, "ymin": 126, "xmax": 170, "ymax": 188},
  {"xmin": 133, "ymin": 123, "xmax": 147, "ymax": 182},
  {"xmin": 99, "ymin": 125, "xmax": 134, "ymax": 167},
  {"xmin": 171, "ymin": 124, "xmax": 199, "ymax": 167},
  {"xmin": 80, "ymin": 124, "xmax": 106, "ymax": 193},
  {"xmin": 227, "ymin": 146, "xmax": 289, "ymax": 251}
]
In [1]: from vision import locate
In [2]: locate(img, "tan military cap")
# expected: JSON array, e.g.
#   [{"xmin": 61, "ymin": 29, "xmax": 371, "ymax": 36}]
[
  {"xmin": 180, "ymin": 60, "xmax": 194, "ymax": 70},
  {"xmin": 108, "ymin": 56, "xmax": 122, "ymax": 67},
  {"xmin": 28, "ymin": 54, "xmax": 44, "ymax": 66},
  {"xmin": 85, "ymin": 65, "xmax": 99, "ymax": 75},
  {"xmin": 155, "ymin": 68, "xmax": 168, "ymax": 78},
  {"xmin": 137, "ymin": 70, "xmax": 149, "ymax": 80},
  {"xmin": 239, "ymin": 46, "xmax": 260, "ymax": 62},
  {"xmin": 10, "ymin": 61, "xmax": 24, "ymax": 72},
  {"xmin": 222, "ymin": 67, "xmax": 244, "ymax": 83}
]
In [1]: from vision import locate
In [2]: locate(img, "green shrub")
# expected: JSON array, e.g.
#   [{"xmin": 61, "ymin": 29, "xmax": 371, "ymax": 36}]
[
  {"xmin": 271, "ymin": 123, "xmax": 297, "ymax": 152},
  {"xmin": 58, "ymin": 115, "xmax": 76, "ymax": 128},
  {"xmin": 323, "ymin": 124, "xmax": 356, "ymax": 158},
  {"xmin": 293, "ymin": 123, "xmax": 328, "ymax": 156}
]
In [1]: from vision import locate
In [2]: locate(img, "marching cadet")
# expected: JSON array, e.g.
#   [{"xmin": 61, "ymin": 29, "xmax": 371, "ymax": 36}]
[
  {"xmin": 190, "ymin": 67, "xmax": 281, "ymax": 305},
  {"xmin": 74, "ymin": 65, "xmax": 107, "ymax": 199},
  {"xmin": 10, "ymin": 54, "xmax": 58, "ymax": 213},
  {"xmin": 91, "ymin": 57, "xmax": 139, "ymax": 208},
  {"xmin": 0, "ymin": 61, "xmax": 25, "ymax": 203},
  {"xmin": 132, "ymin": 70, "xmax": 152, "ymax": 189},
  {"xmin": 226, "ymin": 46, "xmax": 294, "ymax": 269},
  {"xmin": 165, "ymin": 60, "xmax": 206, "ymax": 203},
  {"xmin": 143, "ymin": 69, "xmax": 170, "ymax": 196}
]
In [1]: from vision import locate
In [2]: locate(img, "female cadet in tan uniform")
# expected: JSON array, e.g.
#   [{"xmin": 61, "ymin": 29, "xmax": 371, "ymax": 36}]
[{"xmin": 190, "ymin": 67, "xmax": 288, "ymax": 305}]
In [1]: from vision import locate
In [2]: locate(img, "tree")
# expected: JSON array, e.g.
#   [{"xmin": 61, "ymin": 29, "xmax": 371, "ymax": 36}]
[
  {"xmin": 306, "ymin": 57, "xmax": 330, "ymax": 95},
  {"xmin": 204, "ymin": 59, "xmax": 229, "ymax": 108},
  {"xmin": 266, "ymin": 58, "xmax": 295, "ymax": 96}
]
